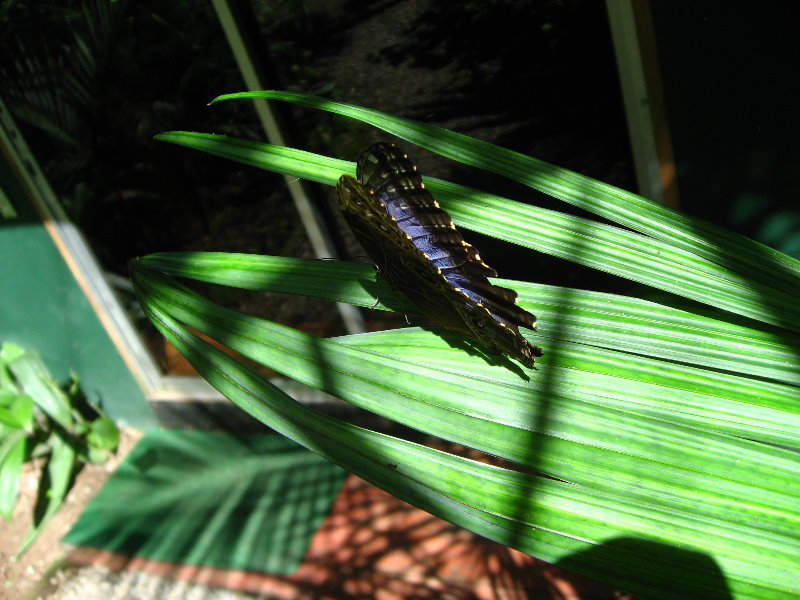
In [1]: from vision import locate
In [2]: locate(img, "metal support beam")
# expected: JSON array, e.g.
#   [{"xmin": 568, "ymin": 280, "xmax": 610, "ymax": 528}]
[{"xmin": 211, "ymin": 0, "xmax": 366, "ymax": 334}]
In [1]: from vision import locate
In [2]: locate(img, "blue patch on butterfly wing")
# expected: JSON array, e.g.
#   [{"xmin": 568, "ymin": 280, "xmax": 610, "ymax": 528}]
[{"xmin": 375, "ymin": 191, "xmax": 465, "ymax": 268}]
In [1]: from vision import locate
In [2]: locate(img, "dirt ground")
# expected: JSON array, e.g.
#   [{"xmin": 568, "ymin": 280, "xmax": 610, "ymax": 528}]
[{"xmin": 0, "ymin": 429, "xmax": 142, "ymax": 600}]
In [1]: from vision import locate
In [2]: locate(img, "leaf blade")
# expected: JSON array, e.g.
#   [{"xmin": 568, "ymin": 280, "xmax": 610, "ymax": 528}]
[
  {"xmin": 132, "ymin": 256, "xmax": 800, "ymax": 599},
  {"xmin": 155, "ymin": 132, "xmax": 800, "ymax": 331}
]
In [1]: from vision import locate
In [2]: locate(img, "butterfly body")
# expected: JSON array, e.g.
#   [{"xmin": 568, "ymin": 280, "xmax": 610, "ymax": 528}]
[{"xmin": 337, "ymin": 142, "xmax": 542, "ymax": 367}]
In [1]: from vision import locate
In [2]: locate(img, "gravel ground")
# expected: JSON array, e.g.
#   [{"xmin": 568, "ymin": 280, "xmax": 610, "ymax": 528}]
[{"xmin": 46, "ymin": 567, "xmax": 271, "ymax": 600}]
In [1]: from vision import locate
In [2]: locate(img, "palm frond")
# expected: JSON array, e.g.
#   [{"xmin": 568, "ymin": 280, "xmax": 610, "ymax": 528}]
[{"xmin": 135, "ymin": 92, "xmax": 800, "ymax": 600}]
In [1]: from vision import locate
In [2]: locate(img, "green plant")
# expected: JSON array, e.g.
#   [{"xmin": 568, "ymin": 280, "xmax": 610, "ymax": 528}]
[
  {"xmin": 132, "ymin": 91, "xmax": 800, "ymax": 599},
  {"xmin": 0, "ymin": 343, "xmax": 119, "ymax": 556}
]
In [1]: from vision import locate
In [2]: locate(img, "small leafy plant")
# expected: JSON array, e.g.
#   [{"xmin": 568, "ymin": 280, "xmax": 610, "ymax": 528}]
[{"xmin": 0, "ymin": 342, "xmax": 119, "ymax": 556}]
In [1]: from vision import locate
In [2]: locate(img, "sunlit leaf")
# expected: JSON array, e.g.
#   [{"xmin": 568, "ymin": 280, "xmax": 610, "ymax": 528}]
[
  {"xmin": 142, "ymin": 93, "xmax": 800, "ymax": 599},
  {"xmin": 0, "ymin": 431, "xmax": 26, "ymax": 521}
]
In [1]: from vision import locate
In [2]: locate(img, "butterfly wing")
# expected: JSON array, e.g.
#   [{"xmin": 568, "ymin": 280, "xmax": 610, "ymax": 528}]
[{"xmin": 337, "ymin": 142, "xmax": 542, "ymax": 367}]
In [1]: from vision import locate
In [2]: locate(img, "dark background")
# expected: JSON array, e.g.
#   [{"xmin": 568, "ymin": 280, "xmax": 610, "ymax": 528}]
[
  {"xmin": 650, "ymin": 1, "xmax": 800, "ymax": 258},
  {"xmin": 3, "ymin": 0, "xmax": 795, "ymax": 365}
]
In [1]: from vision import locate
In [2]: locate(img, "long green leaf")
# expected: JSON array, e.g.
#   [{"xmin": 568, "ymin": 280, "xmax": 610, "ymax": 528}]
[
  {"xmin": 156, "ymin": 131, "xmax": 800, "ymax": 333},
  {"xmin": 139, "ymin": 252, "xmax": 800, "ymax": 393},
  {"xmin": 132, "ymin": 256, "xmax": 799, "ymax": 600},
  {"xmin": 5, "ymin": 349, "xmax": 73, "ymax": 430},
  {"xmin": 0, "ymin": 430, "xmax": 26, "ymax": 521},
  {"xmin": 143, "ymin": 94, "xmax": 800, "ymax": 599},
  {"xmin": 15, "ymin": 431, "xmax": 76, "ymax": 557},
  {"xmin": 211, "ymin": 91, "xmax": 800, "ymax": 296}
]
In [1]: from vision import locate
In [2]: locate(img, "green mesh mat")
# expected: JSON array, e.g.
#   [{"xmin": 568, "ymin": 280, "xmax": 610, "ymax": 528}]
[{"xmin": 63, "ymin": 430, "xmax": 347, "ymax": 574}]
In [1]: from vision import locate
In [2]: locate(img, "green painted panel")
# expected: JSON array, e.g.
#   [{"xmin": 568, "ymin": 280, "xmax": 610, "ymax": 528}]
[{"xmin": 0, "ymin": 153, "xmax": 157, "ymax": 429}]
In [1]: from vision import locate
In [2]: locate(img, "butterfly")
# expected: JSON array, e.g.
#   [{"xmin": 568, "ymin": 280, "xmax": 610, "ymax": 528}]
[{"xmin": 336, "ymin": 142, "xmax": 542, "ymax": 367}]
